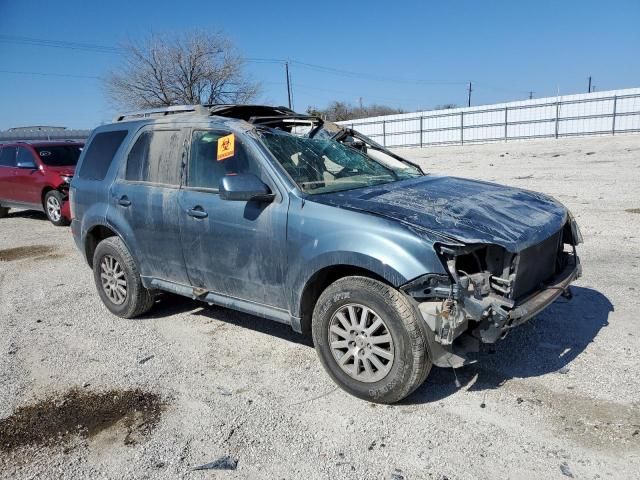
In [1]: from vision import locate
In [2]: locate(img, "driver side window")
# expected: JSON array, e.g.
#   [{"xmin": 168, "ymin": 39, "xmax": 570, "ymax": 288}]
[{"xmin": 187, "ymin": 130, "xmax": 262, "ymax": 190}]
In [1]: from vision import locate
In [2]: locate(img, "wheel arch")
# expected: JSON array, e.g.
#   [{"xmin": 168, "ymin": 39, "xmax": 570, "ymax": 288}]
[
  {"xmin": 296, "ymin": 264, "xmax": 390, "ymax": 336},
  {"xmin": 84, "ymin": 224, "xmax": 122, "ymax": 268}
]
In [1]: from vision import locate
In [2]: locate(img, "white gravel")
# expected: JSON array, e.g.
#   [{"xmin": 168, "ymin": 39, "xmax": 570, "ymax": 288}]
[{"xmin": 1, "ymin": 134, "xmax": 639, "ymax": 479}]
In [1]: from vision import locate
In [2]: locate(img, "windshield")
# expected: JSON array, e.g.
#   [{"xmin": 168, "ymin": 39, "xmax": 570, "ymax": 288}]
[
  {"xmin": 259, "ymin": 130, "xmax": 422, "ymax": 194},
  {"xmin": 35, "ymin": 145, "xmax": 82, "ymax": 167}
]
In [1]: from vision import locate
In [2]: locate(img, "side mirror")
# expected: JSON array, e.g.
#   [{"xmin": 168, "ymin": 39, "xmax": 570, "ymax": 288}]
[
  {"xmin": 17, "ymin": 160, "xmax": 37, "ymax": 169},
  {"xmin": 219, "ymin": 174, "xmax": 275, "ymax": 202}
]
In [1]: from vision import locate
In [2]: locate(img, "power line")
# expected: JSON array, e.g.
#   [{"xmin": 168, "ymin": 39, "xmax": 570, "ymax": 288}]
[
  {"xmin": 0, "ymin": 69, "xmax": 101, "ymax": 79},
  {"xmin": 290, "ymin": 60, "xmax": 466, "ymax": 86},
  {"xmin": 0, "ymin": 34, "xmax": 122, "ymax": 54},
  {"xmin": 0, "ymin": 34, "xmax": 540, "ymax": 103}
]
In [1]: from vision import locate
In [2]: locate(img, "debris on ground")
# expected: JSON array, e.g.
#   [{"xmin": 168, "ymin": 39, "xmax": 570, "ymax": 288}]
[
  {"xmin": 138, "ymin": 355, "xmax": 155, "ymax": 365},
  {"xmin": 389, "ymin": 468, "xmax": 404, "ymax": 479},
  {"xmin": 193, "ymin": 456, "xmax": 238, "ymax": 470},
  {"xmin": 559, "ymin": 461, "xmax": 574, "ymax": 477}
]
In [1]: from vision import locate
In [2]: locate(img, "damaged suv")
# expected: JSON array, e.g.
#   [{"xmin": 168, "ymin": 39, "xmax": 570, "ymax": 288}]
[{"xmin": 70, "ymin": 105, "xmax": 582, "ymax": 403}]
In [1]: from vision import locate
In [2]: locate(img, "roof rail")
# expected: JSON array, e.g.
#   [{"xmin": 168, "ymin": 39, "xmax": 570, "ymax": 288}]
[{"xmin": 113, "ymin": 105, "xmax": 210, "ymax": 122}]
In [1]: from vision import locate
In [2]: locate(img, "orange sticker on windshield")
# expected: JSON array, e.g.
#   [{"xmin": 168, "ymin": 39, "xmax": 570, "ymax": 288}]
[{"xmin": 217, "ymin": 133, "xmax": 235, "ymax": 161}]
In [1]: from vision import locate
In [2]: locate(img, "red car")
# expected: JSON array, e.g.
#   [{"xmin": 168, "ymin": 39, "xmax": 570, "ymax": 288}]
[{"xmin": 0, "ymin": 141, "xmax": 83, "ymax": 226}]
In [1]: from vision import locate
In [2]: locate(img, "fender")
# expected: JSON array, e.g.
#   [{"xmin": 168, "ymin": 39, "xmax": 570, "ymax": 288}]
[{"xmin": 285, "ymin": 196, "xmax": 446, "ymax": 317}]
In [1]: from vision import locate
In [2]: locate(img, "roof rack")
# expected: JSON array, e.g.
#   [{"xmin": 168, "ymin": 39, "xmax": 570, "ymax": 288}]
[{"xmin": 114, "ymin": 105, "xmax": 210, "ymax": 122}]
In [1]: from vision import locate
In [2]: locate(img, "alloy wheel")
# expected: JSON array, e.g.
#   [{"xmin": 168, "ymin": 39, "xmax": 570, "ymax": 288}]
[
  {"xmin": 100, "ymin": 255, "xmax": 127, "ymax": 305},
  {"xmin": 328, "ymin": 303, "xmax": 395, "ymax": 383},
  {"xmin": 46, "ymin": 195, "xmax": 61, "ymax": 222}
]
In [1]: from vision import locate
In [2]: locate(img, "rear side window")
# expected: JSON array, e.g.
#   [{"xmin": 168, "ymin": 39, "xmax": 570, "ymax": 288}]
[
  {"xmin": 17, "ymin": 147, "xmax": 37, "ymax": 167},
  {"xmin": 77, "ymin": 131, "xmax": 127, "ymax": 180},
  {"xmin": 0, "ymin": 146, "xmax": 17, "ymax": 167},
  {"xmin": 35, "ymin": 145, "xmax": 82, "ymax": 166},
  {"xmin": 125, "ymin": 130, "xmax": 182, "ymax": 185}
]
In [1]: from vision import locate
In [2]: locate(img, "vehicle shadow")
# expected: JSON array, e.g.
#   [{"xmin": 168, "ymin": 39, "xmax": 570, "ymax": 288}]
[
  {"xmin": 143, "ymin": 286, "xmax": 612, "ymax": 404},
  {"xmin": 404, "ymin": 286, "xmax": 613, "ymax": 404},
  {"xmin": 6, "ymin": 210, "xmax": 48, "ymax": 221},
  {"xmin": 143, "ymin": 292, "xmax": 313, "ymax": 347}
]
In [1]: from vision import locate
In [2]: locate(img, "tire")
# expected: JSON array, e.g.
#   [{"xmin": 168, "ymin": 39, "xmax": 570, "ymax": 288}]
[
  {"xmin": 312, "ymin": 276, "xmax": 432, "ymax": 404},
  {"xmin": 44, "ymin": 190, "xmax": 70, "ymax": 226},
  {"xmin": 92, "ymin": 236, "xmax": 155, "ymax": 318},
  {"xmin": 0, "ymin": 206, "xmax": 8, "ymax": 218}
]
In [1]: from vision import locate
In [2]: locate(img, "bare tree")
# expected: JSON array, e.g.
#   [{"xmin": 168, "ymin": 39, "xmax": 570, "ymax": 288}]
[{"xmin": 105, "ymin": 32, "xmax": 260, "ymax": 109}]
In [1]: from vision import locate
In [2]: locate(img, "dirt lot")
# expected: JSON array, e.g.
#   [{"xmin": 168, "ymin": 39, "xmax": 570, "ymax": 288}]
[{"xmin": 1, "ymin": 135, "xmax": 639, "ymax": 479}]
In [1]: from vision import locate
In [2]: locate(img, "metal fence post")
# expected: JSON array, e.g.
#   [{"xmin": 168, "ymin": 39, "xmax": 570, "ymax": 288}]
[
  {"xmin": 612, "ymin": 95, "xmax": 618, "ymax": 135},
  {"xmin": 504, "ymin": 107, "xmax": 508, "ymax": 141},
  {"xmin": 419, "ymin": 116, "xmax": 423, "ymax": 148},
  {"xmin": 554, "ymin": 101, "xmax": 560, "ymax": 139},
  {"xmin": 460, "ymin": 111, "xmax": 464, "ymax": 145},
  {"xmin": 382, "ymin": 120, "xmax": 386, "ymax": 147}
]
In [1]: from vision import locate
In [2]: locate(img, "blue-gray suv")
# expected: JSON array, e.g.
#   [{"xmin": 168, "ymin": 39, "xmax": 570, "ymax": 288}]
[{"xmin": 71, "ymin": 105, "xmax": 582, "ymax": 403}]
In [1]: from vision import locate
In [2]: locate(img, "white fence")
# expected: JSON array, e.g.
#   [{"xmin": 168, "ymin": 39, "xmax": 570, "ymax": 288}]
[{"xmin": 337, "ymin": 87, "xmax": 640, "ymax": 147}]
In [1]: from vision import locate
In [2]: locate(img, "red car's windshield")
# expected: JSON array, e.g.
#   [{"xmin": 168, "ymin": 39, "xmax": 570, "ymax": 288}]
[{"xmin": 35, "ymin": 145, "xmax": 82, "ymax": 167}]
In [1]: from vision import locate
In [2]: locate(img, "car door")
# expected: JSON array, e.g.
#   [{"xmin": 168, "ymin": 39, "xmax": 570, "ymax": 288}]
[
  {"xmin": 0, "ymin": 146, "xmax": 17, "ymax": 203},
  {"xmin": 108, "ymin": 127, "xmax": 191, "ymax": 285},
  {"xmin": 13, "ymin": 146, "xmax": 42, "ymax": 205},
  {"xmin": 178, "ymin": 128, "xmax": 288, "ymax": 309}
]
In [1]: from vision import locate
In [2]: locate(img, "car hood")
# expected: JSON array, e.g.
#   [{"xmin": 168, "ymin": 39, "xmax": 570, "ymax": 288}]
[{"xmin": 309, "ymin": 175, "xmax": 568, "ymax": 252}]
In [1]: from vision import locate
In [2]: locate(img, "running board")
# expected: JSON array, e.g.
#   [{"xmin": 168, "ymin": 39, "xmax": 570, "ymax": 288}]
[{"xmin": 145, "ymin": 277, "xmax": 297, "ymax": 327}]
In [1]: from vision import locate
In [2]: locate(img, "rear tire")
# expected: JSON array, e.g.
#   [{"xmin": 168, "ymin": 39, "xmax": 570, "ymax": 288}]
[
  {"xmin": 312, "ymin": 276, "xmax": 432, "ymax": 404},
  {"xmin": 0, "ymin": 206, "xmax": 8, "ymax": 218},
  {"xmin": 44, "ymin": 190, "xmax": 70, "ymax": 226},
  {"xmin": 92, "ymin": 236, "xmax": 155, "ymax": 318}
]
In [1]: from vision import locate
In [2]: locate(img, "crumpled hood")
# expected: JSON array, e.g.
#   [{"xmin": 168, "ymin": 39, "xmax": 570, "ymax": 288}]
[{"xmin": 310, "ymin": 175, "xmax": 568, "ymax": 252}]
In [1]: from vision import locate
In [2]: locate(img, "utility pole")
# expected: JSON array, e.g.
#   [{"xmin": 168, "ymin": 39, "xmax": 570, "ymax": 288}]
[
  {"xmin": 285, "ymin": 62, "xmax": 292, "ymax": 109},
  {"xmin": 467, "ymin": 82, "xmax": 472, "ymax": 107},
  {"xmin": 359, "ymin": 96, "xmax": 363, "ymax": 110},
  {"xmin": 528, "ymin": 91, "xmax": 534, "ymax": 100},
  {"xmin": 588, "ymin": 76, "xmax": 592, "ymax": 93}
]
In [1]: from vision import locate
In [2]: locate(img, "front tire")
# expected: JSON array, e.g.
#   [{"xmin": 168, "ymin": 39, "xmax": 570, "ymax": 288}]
[
  {"xmin": 312, "ymin": 276, "xmax": 432, "ymax": 404},
  {"xmin": 0, "ymin": 205, "xmax": 8, "ymax": 218},
  {"xmin": 92, "ymin": 237, "xmax": 154, "ymax": 318},
  {"xmin": 44, "ymin": 190, "xmax": 70, "ymax": 226}
]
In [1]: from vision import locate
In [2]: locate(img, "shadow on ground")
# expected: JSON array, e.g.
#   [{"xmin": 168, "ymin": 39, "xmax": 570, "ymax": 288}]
[
  {"xmin": 144, "ymin": 292, "xmax": 313, "ymax": 347},
  {"xmin": 6, "ymin": 210, "xmax": 48, "ymax": 221},
  {"xmin": 406, "ymin": 286, "xmax": 613, "ymax": 404},
  {"xmin": 142, "ymin": 286, "xmax": 612, "ymax": 403}
]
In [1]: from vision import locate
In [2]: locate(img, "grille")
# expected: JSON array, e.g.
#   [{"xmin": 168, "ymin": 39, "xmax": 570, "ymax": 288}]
[{"xmin": 511, "ymin": 230, "xmax": 562, "ymax": 300}]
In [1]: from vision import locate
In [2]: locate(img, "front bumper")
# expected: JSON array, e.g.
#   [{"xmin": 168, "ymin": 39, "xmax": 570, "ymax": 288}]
[
  {"xmin": 418, "ymin": 256, "xmax": 581, "ymax": 368},
  {"xmin": 507, "ymin": 259, "xmax": 581, "ymax": 327}
]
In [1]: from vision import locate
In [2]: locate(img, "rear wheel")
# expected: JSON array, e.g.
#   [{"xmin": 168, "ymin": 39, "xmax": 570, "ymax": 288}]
[
  {"xmin": 0, "ymin": 206, "xmax": 8, "ymax": 218},
  {"xmin": 92, "ymin": 236, "xmax": 155, "ymax": 318},
  {"xmin": 312, "ymin": 276, "xmax": 432, "ymax": 404},
  {"xmin": 44, "ymin": 190, "xmax": 69, "ymax": 226}
]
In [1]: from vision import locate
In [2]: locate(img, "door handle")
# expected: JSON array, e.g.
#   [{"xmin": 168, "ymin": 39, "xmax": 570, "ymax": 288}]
[
  {"xmin": 187, "ymin": 207, "xmax": 208, "ymax": 219},
  {"xmin": 118, "ymin": 196, "xmax": 131, "ymax": 207}
]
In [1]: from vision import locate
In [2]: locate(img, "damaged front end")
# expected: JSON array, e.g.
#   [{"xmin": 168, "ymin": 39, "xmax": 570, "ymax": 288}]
[{"xmin": 402, "ymin": 216, "xmax": 582, "ymax": 368}]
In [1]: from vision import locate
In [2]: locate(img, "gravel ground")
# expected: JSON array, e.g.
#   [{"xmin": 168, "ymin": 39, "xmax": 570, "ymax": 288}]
[{"xmin": 1, "ymin": 134, "xmax": 639, "ymax": 479}]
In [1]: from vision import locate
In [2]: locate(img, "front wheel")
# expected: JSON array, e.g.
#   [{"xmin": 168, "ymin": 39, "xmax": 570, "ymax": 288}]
[
  {"xmin": 312, "ymin": 276, "xmax": 432, "ymax": 404},
  {"xmin": 92, "ymin": 236, "xmax": 155, "ymax": 318},
  {"xmin": 0, "ymin": 205, "xmax": 9, "ymax": 218},
  {"xmin": 44, "ymin": 190, "xmax": 70, "ymax": 226}
]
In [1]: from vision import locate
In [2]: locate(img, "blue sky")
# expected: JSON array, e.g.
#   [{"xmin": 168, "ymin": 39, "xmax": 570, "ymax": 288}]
[{"xmin": 0, "ymin": 0, "xmax": 638, "ymax": 130}]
